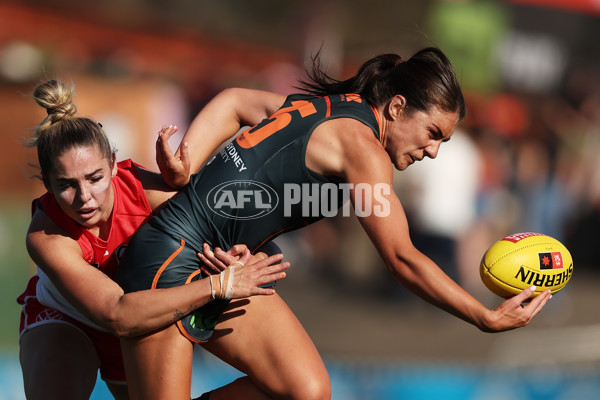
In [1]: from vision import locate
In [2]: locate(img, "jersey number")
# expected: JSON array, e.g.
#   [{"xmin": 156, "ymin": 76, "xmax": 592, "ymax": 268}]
[{"xmin": 236, "ymin": 100, "xmax": 317, "ymax": 149}]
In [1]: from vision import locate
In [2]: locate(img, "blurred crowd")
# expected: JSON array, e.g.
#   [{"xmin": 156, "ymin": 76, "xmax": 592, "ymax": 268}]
[
  {"xmin": 276, "ymin": 62, "xmax": 600, "ymax": 302},
  {"xmin": 268, "ymin": 1, "xmax": 600, "ymax": 301}
]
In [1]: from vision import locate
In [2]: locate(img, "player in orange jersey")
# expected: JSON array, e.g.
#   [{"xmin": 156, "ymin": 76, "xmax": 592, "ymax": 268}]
[{"xmin": 117, "ymin": 47, "xmax": 551, "ymax": 400}]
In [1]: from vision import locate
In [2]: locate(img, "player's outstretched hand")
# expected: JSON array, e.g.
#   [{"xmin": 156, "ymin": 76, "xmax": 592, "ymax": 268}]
[
  {"xmin": 198, "ymin": 243, "xmax": 289, "ymax": 300},
  {"xmin": 481, "ymin": 285, "xmax": 552, "ymax": 333},
  {"xmin": 155, "ymin": 124, "xmax": 191, "ymax": 189}
]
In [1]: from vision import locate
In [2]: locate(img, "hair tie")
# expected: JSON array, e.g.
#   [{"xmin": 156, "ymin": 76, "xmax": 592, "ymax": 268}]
[
  {"xmin": 394, "ymin": 57, "xmax": 405, "ymax": 67},
  {"xmin": 46, "ymin": 101, "xmax": 71, "ymax": 115}
]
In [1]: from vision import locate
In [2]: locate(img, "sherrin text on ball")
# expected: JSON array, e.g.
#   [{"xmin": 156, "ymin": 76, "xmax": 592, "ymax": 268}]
[{"xmin": 480, "ymin": 232, "xmax": 573, "ymax": 298}]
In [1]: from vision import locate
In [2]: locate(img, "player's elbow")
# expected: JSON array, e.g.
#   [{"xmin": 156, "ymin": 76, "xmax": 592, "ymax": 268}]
[
  {"xmin": 99, "ymin": 312, "xmax": 127, "ymax": 338},
  {"xmin": 388, "ymin": 258, "xmax": 415, "ymax": 286},
  {"xmin": 111, "ymin": 324, "xmax": 138, "ymax": 339},
  {"xmin": 105, "ymin": 316, "xmax": 141, "ymax": 338},
  {"xmin": 386, "ymin": 247, "xmax": 422, "ymax": 286},
  {"xmin": 214, "ymin": 87, "xmax": 244, "ymax": 108},
  {"xmin": 100, "ymin": 302, "xmax": 142, "ymax": 338}
]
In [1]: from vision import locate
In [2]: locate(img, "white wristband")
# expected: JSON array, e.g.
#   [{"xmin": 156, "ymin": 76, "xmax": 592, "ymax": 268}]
[
  {"xmin": 220, "ymin": 266, "xmax": 235, "ymax": 300},
  {"xmin": 209, "ymin": 265, "xmax": 238, "ymax": 300},
  {"xmin": 209, "ymin": 274, "xmax": 218, "ymax": 300}
]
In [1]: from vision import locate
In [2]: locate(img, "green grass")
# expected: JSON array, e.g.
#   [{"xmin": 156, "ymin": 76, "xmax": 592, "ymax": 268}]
[{"xmin": 0, "ymin": 200, "xmax": 33, "ymax": 349}]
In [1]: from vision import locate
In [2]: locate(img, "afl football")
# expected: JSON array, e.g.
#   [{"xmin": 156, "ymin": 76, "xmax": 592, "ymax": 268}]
[{"xmin": 480, "ymin": 232, "xmax": 573, "ymax": 298}]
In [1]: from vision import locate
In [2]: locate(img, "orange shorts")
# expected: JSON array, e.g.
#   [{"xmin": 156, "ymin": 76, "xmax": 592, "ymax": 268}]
[{"xmin": 17, "ymin": 275, "xmax": 126, "ymax": 384}]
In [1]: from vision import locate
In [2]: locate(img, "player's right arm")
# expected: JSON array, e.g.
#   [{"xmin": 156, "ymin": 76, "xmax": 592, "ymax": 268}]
[
  {"xmin": 158, "ymin": 88, "xmax": 286, "ymax": 188},
  {"xmin": 26, "ymin": 209, "xmax": 288, "ymax": 338}
]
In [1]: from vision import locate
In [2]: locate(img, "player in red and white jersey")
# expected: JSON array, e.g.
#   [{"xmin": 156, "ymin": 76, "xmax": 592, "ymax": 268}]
[
  {"xmin": 21, "ymin": 160, "xmax": 150, "ymax": 330},
  {"xmin": 17, "ymin": 79, "xmax": 288, "ymax": 400}
]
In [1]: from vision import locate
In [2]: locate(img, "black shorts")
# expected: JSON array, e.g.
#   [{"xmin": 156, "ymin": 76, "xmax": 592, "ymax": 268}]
[
  {"xmin": 117, "ymin": 222, "xmax": 229, "ymax": 342},
  {"xmin": 116, "ymin": 222, "xmax": 280, "ymax": 343}
]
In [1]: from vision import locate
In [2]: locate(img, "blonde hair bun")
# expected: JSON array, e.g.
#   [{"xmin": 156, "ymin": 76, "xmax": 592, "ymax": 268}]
[{"xmin": 34, "ymin": 79, "xmax": 77, "ymax": 119}]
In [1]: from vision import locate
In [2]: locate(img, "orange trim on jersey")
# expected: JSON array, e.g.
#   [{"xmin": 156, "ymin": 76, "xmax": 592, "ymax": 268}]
[
  {"xmin": 151, "ymin": 238, "xmax": 185, "ymax": 289},
  {"xmin": 185, "ymin": 269, "xmax": 202, "ymax": 283},
  {"xmin": 345, "ymin": 93, "xmax": 362, "ymax": 103},
  {"xmin": 176, "ymin": 320, "xmax": 203, "ymax": 343},
  {"xmin": 370, "ymin": 105, "xmax": 383, "ymax": 140},
  {"xmin": 324, "ymin": 95, "xmax": 331, "ymax": 117}
]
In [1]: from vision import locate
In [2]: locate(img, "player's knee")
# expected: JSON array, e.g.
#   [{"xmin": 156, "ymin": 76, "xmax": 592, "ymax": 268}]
[
  {"xmin": 302, "ymin": 379, "xmax": 331, "ymax": 400},
  {"xmin": 285, "ymin": 371, "xmax": 331, "ymax": 400}
]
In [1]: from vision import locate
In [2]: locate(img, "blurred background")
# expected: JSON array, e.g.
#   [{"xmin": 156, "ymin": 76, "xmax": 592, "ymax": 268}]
[{"xmin": 1, "ymin": 0, "xmax": 600, "ymax": 398}]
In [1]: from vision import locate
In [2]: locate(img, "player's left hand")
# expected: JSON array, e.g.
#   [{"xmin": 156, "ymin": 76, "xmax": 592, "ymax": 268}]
[
  {"xmin": 202, "ymin": 246, "xmax": 289, "ymax": 300},
  {"xmin": 481, "ymin": 285, "xmax": 552, "ymax": 332},
  {"xmin": 155, "ymin": 124, "xmax": 191, "ymax": 189}
]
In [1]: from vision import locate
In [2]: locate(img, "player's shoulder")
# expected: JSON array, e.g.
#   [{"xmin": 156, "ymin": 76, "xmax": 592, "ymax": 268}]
[
  {"xmin": 334, "ymin": 117, "xmax": 385, "ymax": 155},
  {"xmin": 27, "ymin": 207, "xmax": 76, "ymax": 249},
  {"xmin": 318, "ymin": 116, "xmax": 389, "ymax": 179},
  {"xmin": 132, "ymin": 166, "xmax": 176, "ymax": 210}
]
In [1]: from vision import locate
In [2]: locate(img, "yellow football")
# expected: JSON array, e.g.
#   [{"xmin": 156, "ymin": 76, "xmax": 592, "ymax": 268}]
[{"xmin": 480, "ymin": 232, "xmax": 573, "ymax": 298}]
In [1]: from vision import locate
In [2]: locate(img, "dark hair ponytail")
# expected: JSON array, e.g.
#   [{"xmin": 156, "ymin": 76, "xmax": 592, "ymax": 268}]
[{"xmin": 299, "ymin": 47, "xmax": 465, "ymax": 120}]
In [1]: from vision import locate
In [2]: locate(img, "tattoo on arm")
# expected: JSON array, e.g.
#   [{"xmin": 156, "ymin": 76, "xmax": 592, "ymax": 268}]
[
  {"xmin": 173, "ymin": 310, "xmax": 185, "ymax": 320},
  {"xmin": 172, "ymin": 305, "xmax": 195, "ymax": 322}
]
